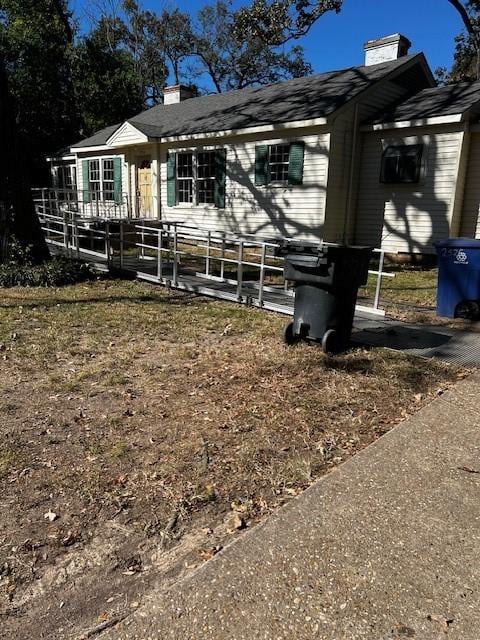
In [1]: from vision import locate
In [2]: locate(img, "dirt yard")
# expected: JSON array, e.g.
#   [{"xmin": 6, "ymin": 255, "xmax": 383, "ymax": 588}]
[{"xmin": 0, "ymin": 279, "xmax": 466, "ymax": 639}]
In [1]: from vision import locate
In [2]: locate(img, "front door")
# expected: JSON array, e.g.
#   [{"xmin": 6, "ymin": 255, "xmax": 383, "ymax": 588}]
[{"xmin": 137, "ymin": 159, "xmax": 152, "ymax": 218}]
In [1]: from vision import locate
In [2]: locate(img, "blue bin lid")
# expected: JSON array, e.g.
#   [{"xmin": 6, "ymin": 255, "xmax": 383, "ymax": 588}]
[{"xmin": 434, "ymin": 237, "xmax": 480, "ymax": 249}]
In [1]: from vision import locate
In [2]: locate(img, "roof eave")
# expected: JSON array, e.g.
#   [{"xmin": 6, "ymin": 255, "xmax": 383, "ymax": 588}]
[
  {"xmin": 157, "ymin": 116, "xmax": 330, "ymax": 144},
  {"xmin": 46, "ymin": 154, "xmax": 75, "ymax": 162},
  {"xmin": 361, "ymin": 113, "xmax": 464, "ymax": 131}
]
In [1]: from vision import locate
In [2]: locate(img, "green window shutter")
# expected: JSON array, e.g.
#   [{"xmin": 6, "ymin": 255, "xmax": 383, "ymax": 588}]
[
  {"xmin": 113, "ymin": 157, "xmax": 123, "ymax": 204},
  {"xmin": 255, "ymin": 145, "xmax": 269, "ymax": 186},
  {"xmin": 82, "ymin": 160, "xmax": 90, "ymax": 203},
  {"xmin": 167, "ymin": 152, "xmax": 177, "ymax": 207},
  {"xmin": 288, "ymin": 141, "xmax": 305, "ymax": 186},
  {"xmin": 214, "ymin": 149, "xmax": 227, "ymax": 208}
]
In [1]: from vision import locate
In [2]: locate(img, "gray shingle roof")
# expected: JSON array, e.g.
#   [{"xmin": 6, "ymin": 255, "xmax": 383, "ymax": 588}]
[
  {"xmin": 368, "ymin": 81, "xmax": 480, "ymax": 124},
  {"xmin": 72, "ymin": 55, "xmax": 419, "ymax": 149},
  {"xmin": 72, "ymin": 123, "xmax": 121, "ymax": 149}
]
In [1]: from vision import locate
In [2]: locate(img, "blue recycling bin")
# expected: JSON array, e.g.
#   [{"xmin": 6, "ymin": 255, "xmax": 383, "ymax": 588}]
[{"xmin": 434, "ymin": 238, "xmax": 480, "ymax": 318}]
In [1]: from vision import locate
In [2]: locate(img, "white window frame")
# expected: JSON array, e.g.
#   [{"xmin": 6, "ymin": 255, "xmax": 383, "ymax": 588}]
[
  {"xmin": 88, "ymin": 157, "xmax": 116, "ymax": 202},
  {"xmin": 268, "ymin": 143, "xmax": 290, "ymax": 185},
  {"xmin": 176, "ymin": 151, "xmax": 194, "ymax": 204},
  {"xmin": 57, "ymin": 164, "xmax": 77, "ymax": 191},
  {"xmin": 197, "ymin": 151, "xmax": 216, "ymax": 205},
  {"xmin": 174, "ymin": 149, "xmax": 218, "ymax": 206}
]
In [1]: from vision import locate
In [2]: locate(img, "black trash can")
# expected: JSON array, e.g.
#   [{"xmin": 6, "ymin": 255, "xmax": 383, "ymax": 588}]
[{"xmin": 277, "ymin": 241, "xmax": 373, "ymax": 353}]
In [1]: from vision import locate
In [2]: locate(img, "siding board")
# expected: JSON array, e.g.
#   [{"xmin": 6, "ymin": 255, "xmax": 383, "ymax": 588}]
[{"xmin": 460, "ymin": 132, "xmax": 480, "ymax": 238}]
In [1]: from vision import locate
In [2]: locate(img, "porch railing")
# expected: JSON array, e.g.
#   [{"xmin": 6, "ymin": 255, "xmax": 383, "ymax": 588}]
[{"xmin": 32, "ymin": 188, "xmax": 132, "ymax": 219}]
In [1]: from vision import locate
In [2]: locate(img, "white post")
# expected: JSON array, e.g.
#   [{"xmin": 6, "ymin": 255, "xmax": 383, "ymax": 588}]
[
  {"xmin": 105, "ymin": 220, "xmax": 110, "ymax": 267},
  {"xmin": 206, "ymin": 231, "xmax": 211, "ymax": 277},
  {"xmin": 41, "ymin": 188, "xmax": 47, "ymax": 215},
  {"xmin": 258, "ymin": 244, "xmax": 267, "ymax": 307},
  {"xmin": 220, "ymin": 236, "xmax": 225, "ymax": 280},
  {"xmin": 157, "ymin": 227, "xmax": 163, "ymax": 280},
  {"xmin": 74, "ymin": 217, "xmax": 80, "ymax": 259},
  {"xmin": 237, "ymin": 241, "xmax": 244, "ymax": 301},
  {"xmin": 173, "ymin": 225, "xmax": 178, "ymax": 286},
  {"xmin": 119, "ymin": 220, "xmax": 124, "ymax": 269},
  {"xmin": 373, "ymin": 250, "xmax": 385, "ymax": 311},
  {"xmin": 63, "ymin": 212, "xmax": 69, "ymax": 251}
]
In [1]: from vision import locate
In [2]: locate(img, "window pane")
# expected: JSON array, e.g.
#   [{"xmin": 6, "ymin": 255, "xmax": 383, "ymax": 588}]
[
  {"xmin": 104, "ymin": 180, "xmax": 115, "ymax": 200},
  {"xmin": 103, "ymin": 159, "xmax": 114, "ymax": 182},
  {"xmin": 89, "ymin": 159, "xmax": 100, "ymax": 181},
  {"xmin": 381, "ymin": 145, "xmax": 423, "ymax": 183},
  {"xmin": 90, "ymin": 181, "xmax": 101, "ymax": 201},
  {"xmin": 178, "ymin": 178, "xmax": 193, "ymax": 203},
  {"xmin": 197, "ymin": 151, "xmax": 215, "ymax": 179},
  {"xmin": 89, "ymin": 160, "xmax": 101, "ymax": 200},
  {"xmin": 198, "ymin": 178, "xmax": 214, "ymax": 204},
  {"xmin": 197, "ymin": 151, "xmax": 216, "ymax": 204},
  {"xmin": 177, "ymin": 152, "xmax": 193, "ymax": 178},
  {"xmin": 269, "ymin": 144, "xmax": 290, "ymax": 183}
]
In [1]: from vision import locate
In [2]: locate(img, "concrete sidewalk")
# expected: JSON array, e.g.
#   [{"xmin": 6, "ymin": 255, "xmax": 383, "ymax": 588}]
[{"xmin": 103, "ymin": 374, "xmax": 480, "ymax": 640}]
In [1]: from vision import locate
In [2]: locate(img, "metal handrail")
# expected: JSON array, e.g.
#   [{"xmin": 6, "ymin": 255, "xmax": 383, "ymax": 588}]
[{"xmin": 36, "ymin": 209, "xmax": 394, "ymax": 315}]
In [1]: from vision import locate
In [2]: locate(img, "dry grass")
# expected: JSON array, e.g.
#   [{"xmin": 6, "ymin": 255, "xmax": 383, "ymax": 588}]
[
  {"xmin": 360, "ymin": 266, "xmax": 437, "ymax": 309},
  {"xmin": 0, "ymin": 279, "xmax": 465, "ymax": 632},
  {"xmin": 360, "ymin": 266, "xmax": 480, "ymax": 328}
]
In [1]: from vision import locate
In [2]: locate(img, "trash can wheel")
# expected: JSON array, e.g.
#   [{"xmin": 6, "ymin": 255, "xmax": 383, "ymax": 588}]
[
  {"xmin": 283, "ymin": 321, "xmax": 299, "ymax": 345},
  {"xmin": 455, "ymin": 300, "xmax": 480, "ymax": 320},
  {"xmin": 321, "ymin": 329, "xmax": 339, "ymax": 355}
]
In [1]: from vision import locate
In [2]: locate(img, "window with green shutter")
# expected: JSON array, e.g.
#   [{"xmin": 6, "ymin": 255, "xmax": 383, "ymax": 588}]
[
  {"xmin": 254, "ymin": 142, "xmax": 305, "ymax": 187},
  {"xmin": 82, "ymin": 157, "xmax": 122, "ymax": 202},
  {"xmin": 167, "ymin": 149, "xmax": 226, "ymax": 207}
]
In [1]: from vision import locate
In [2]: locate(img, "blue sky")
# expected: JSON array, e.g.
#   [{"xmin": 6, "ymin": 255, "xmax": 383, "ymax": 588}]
[{"xmin": 74, "ymin": 0, "xmax": 463, "ymax": 75}]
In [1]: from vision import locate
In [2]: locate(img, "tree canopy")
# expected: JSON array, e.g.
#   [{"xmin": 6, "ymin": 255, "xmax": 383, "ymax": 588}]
[
  {"xmin": 437, "ymin": 1, "xmax": 480, "ymax": 83},
  {"xmin": 0, "ymin": 0, "xmax": 79, "ymax": 179}
]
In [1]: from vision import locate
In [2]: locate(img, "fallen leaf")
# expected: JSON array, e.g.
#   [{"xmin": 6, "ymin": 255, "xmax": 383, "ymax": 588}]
[
  {"xmin": 199, "ymin": 545, "xmax": 222, "ymax": 561},
  {"xmin": 44, "ymin": 510, "xmax": 58, "ymax": 522},
  {"xmin": 427, "ymin": 613, "xmax": 454, "ymax": 632},
  {"xmin": 221, "ymin": 324, "xmax": 232, "ymax": 336},
  {"xmin": 61, "ymin": 531, "xmax": 77, "ymax": 547},
  {"xmin": 226, "ymin": 514, "xmax": 245, "ymax": 532},
  {"xmin": 458, "ymin": 466, "xmax": 480, "ymax": 474}
]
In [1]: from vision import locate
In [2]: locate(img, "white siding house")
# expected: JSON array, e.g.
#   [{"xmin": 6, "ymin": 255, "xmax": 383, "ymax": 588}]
[{"xmin": 48, "ymin": 34, "xmax": 480, "ymax": 256}]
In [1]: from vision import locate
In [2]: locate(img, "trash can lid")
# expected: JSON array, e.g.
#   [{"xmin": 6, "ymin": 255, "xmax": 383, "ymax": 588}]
[{"xmin": 434, "ymin": 237, "xmax": 480, "ymax": 249}]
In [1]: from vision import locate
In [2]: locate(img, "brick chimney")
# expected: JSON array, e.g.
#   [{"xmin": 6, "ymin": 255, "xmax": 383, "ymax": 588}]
[
  {"xmin": 163, "ymin": 84, "xmax": 197, "ymax": 105},
  {"xmin": 364, "ymin": 34, "xmax": 411, "ymax": 66}
]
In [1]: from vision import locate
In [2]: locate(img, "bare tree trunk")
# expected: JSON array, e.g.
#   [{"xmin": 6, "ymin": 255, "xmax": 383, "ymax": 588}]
[
  {"xmin": 0, "ymin": 52, "xmax": 49, "ymax": 263},
  {"xmin": 0, "ymin": 203, "xmax": 9, "ymax": 264}
]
